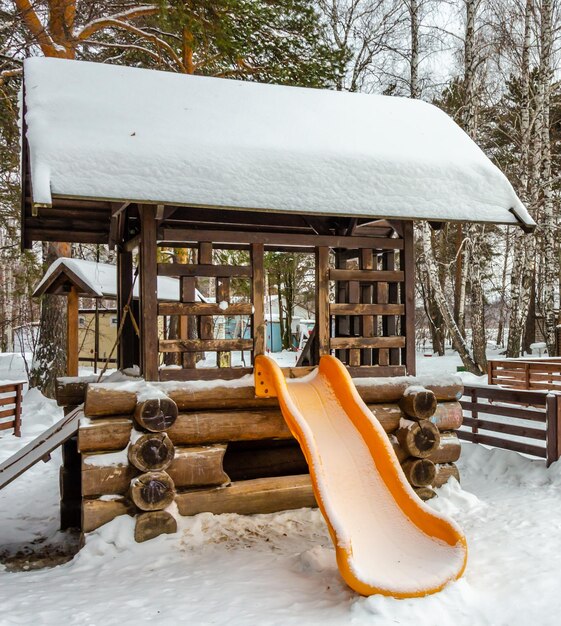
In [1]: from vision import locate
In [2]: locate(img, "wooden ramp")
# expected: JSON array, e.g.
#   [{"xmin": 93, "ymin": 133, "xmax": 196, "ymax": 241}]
[{"xmin": 0, "ymin": 406, "xmax": 81, "ymax": 491}]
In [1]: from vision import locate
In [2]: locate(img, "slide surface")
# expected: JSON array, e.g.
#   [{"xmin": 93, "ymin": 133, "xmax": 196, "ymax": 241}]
[{"xmin": 255, "ymin": 355, "xmax": 467, "ymax": 597}]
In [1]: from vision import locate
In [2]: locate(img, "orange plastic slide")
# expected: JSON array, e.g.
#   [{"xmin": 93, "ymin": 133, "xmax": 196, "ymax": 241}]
[{"xmin": 254, "ymin": 355, "xmax": 467, "ymax": 597}]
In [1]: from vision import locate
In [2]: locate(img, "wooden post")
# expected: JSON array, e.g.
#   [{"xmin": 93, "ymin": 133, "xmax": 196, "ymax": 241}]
[
  {"xmin": 316, "ymin": 246, "xmax": 330, "ymax": 360},
  {"xmin": 117, "ymin": 249, "xmax": 137, "ymax": 369},
  {"xmin": 67, "ymin": 286, "xmax": 79, "ymax": 377},
  {"xmin": 198, "ymin": 243, "xmax": 213, "ymax": 364},
  {"xmin": 251, "ymin": 243, "xmax": 265, "ymax": 360},
  {"xmin": 471, "ymin": 387, "xmax": 479, "ymax": 441},
  {"xmin": 402, "ymin": 220, "xmax": 416, "ymax": 375},
  {"xmin": 217, "ymin": 276, "xmax": 231, "ymax": 368},
  {"xmin": 180, "ymin": 275, "xmax": 197, "ymax": 369},
  {"xmin": 360, "ymin": 249, "xmax": 374, "ymax": 366},
  {"xmin": 13, "ymin": 382, "xmax": 22, "ymax": 437},
  {"xmin": 546, "ymin": 393, "xmax": 559, "ymax": 467},
  {"xmin": 139, "ymin": 205, "xmax": 159, "ymax": 381},
  {"xmin": 94, "ymin": 298, "xmax": 99, "ymax": 374}
]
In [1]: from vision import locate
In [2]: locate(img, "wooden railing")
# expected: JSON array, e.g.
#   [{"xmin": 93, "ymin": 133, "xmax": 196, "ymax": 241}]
[
  {"xmin": 459, "ymin": 384, "xmax": 561, "ymax": 466},
  {"xmin": 0, "ymin": 382, "xmax": 24, "ymax": 437},
  {"xmin": 487, "ymin": 358, "xmax": 561, "ymax": 391}
]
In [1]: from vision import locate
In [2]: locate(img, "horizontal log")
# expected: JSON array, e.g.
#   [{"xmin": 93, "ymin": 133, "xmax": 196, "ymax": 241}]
[
  {"xmin": 81, "ymin": 445, "xmax": 229, "ymax": 496},
  {"xmin": 159, "ymin": 339, "xmax": 253, "ymax": 353},
  {"xmin": 130, "ymin": 471, "xmax": 176, "ymax": 511},
  {"xmin": 128, "ymin": 433, "xmax": 175, "ymax": 472},
  {"xmin": 401, "ymin": 458, "xmax": 436, "ymax": 487},
  {"xmin": 175, "ymin": 474, "xmax": 316, "ymax": 516},
  {"xmin": 413, "ymin": 486, "xmax": 436, "ymax": 501},
  {"xmin": 330, "ymin": 336, "xmax": 406, "ymax": 350},
  {"xmin": 134, "ymin": 398, "xmax": 178, "ymax": 432},
  {"xmin": 78, "ymin": 417, "xmax": 132, "ymax": 452},
  {"xmin": 56, "ymin": 376, "xmax": 99, "ymax": 407},
  {"xmin": 429, "ymin": 402, "xmax": 463, "ymax": 430},
  {"xmin": 85, "ymin": 386, "xmax": 137, "ymax": 417},
  {"xmin": 425, "ymin": 431, "xmax": 461, "ymax": 464},
  {"xmin": 157, "ymin": 263, "xmax": 252, "ymax": 278},
  {"xmin": 432, "ymin": 463, "xmax": 460, "ymax": 488},
  {"xmin": 135, "ymin": 511, "xmax": 177, "ymax": 543},
  {"xmin": 158, "ymin": 303, "xmax": 253, "ymax": 316},
  {"xmin": 82, "ymin": 497, "xmax": 134, "ymax": 533},
  {"xmin": 329, "ymin": 269, "xmax": 404, "ymax": 282},
  {"xmin": 399, "ymin": 387, "xmax": 437, "ymax": 420},
  {"xmin": 396, "ymin": 420, "xmax": 440, "ymax": 458},
  {"xmin": 83, "ymin": 376, "xmax": 463, "ymax": 417}
]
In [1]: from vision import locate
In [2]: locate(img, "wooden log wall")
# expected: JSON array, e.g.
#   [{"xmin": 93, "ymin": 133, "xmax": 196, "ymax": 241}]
[{"xmin": 58, "ymin": 375, "xmax": 464, "ymax": 542}]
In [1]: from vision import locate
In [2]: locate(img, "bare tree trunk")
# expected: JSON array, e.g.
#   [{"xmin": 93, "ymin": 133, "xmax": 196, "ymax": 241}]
[
  {"xmin": 507, "ymin": 0, "xmax": 535, "ymax": 357},
  {"xmin": 539, "ymin": 0, "xmax": 556, "ymax": 355},
  {"xmin": 409, "ymin": 0, "xmax": 420, "ymax": 98},
  {"xmin": 496, "ymin": 227, "xmax": 511, "ymax": 347},
  {"xmin": 420, "ymin": 223, "xmax": 482, "ymax": 374}
]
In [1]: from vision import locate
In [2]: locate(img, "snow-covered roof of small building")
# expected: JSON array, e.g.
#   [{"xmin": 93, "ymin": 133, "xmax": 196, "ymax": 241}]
[
  {"xmin": 33, "ymin": 258, "xmax": 198, "ymax": 302},
  {"xmin": 23, "ymin": 57, "xmax": 533, "ymax": 228}
]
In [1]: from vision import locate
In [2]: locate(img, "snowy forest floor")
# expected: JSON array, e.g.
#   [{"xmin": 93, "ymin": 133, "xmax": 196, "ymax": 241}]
[{"xmin": 2, "ymin": 352, "xmax": 561, "ymax": 624}]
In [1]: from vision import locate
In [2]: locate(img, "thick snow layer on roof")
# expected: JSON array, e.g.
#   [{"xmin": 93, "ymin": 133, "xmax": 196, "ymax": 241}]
[
  {"xmin": 34, "ymin": 258, "xmax": 185, "ymax": 301},
  {"xmin": 23, "ymin": 57, "xmax": 533, "ymax": 227}
]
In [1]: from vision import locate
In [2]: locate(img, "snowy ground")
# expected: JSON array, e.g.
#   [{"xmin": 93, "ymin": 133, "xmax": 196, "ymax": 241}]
[{"xmin": 2, "ymin": 352, "xmax": 561, "ymax": 624}]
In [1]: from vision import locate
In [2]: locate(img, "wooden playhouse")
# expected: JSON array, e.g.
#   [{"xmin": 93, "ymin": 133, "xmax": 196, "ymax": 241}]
[{"xmin": 20, "ymin": 58, "xmax": 533, "ymax": 542}]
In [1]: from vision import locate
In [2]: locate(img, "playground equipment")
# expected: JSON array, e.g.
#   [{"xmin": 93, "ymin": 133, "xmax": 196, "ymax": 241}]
[{"xmin": 255, "ymin": 355, "xmax": 467, "ymax": 597}]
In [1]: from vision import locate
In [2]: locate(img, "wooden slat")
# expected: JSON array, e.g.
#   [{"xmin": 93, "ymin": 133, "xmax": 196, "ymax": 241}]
[
  {"xmin": 158, "ymin": 303, "xmax": 253, "ymax": 316},
  {"xmin": 458, "ymin": 430, "xmax": 546, "ymax": 458},
  {"xmin": 216, "ymin": 275, "xmax": 231, "ymax": 368},
  {"xmin": 462, "ymin": 385, "xmax": 548, "ymax": 406},
  {"xmin": 160, "ymin": 228, "xmax": 404, "ymax": 250},
  {"xmin": 159, "ymin": 339, "xmax": 253, "ymax": 353},
  {"xmin": 140, "ymin": 205, "xmax": 159, "ymax": 380},
  {"xmin": 360, "ymin": 249, "xmax": 374, "ymax": 366},
  {"xmin": 329, "ymin": 269, "xmax": 404, "ymax": 282},
  {"xmin": 251, "ymin": 243, "xmax": 265, "ymax": 359},
  {"xmin": 330, "ymin": 336, "xmax": 405, "ymax": 349},
  {"xmin": 330, "ymin": 303, "xmax": 404, "ymax": 315},
  {"xmin": 198, "ymin": 242, "xmax": 214, "ymax": 350},
  {"xmin": 316, "ymin": 247, "xmax": 330, "ymax": 359},
  {"xmin": 462, "ymin": 416, "xmax": 546, "ymax": 440},
  {"xmin": 460, "ymin": 400, "xmax": 546, "ymax": 422},
  {"xmin": 0, "ymin": 384, "xmax": 18, "ymax": 394},
  {"xmin": 180, "ymin": 275, "xmax": 197, "ymax": 368},
  {"xmin": 347, "ymin": 365, "xmax": 406, "ymax": 377},
  {"xmin": 0, "ymin": 408, "xmax": 17, "ymax": 419},
  {"xmin": 0, "ymin": 395, "xmax": 17, "ymax": 407},
  {"xmin": 158, "ymin": 263, "xmax": 252, "ymax": 278},
  {"xmin": 0, "ymin": 421, "xmax": 15, "ymax": 431}
]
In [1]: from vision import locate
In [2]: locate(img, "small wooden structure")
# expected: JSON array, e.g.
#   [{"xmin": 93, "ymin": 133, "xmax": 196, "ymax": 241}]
[
  {"xmin": 487, "ymin": 358, "xmax": 561, "ymax": 391},
  {"xmin": 20, "ymin": 58, "xmax": 532, "ymax": 540},
  {"xmin": 0, "ymin": 382, "xmax": 24, "ymax": 437}
]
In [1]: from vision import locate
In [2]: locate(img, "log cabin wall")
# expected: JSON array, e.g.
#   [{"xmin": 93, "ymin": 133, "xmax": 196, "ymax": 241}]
[
  {"xmin": 133, "ymin": 210, "xmax": 416, "ymax": 382},
  {"xmin": 58, "ymin": 375, "xmax": 463, "ymax": 541}
]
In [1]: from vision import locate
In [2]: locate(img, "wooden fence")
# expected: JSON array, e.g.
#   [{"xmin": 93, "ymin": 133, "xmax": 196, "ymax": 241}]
[
  {"xmin": 459, "ymin": 384, "xmax": 561, "ymax": 466},
  {"xmin": 487, "ymin": 358, "xmax": 561, "ymax": 391},
  {"xmin": 0, "ymin": 382, "xmax": 24, "ymax": 437}
]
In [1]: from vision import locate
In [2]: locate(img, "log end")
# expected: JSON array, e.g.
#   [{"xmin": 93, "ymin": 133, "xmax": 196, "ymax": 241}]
[{"xmin": 135, "ymin": 511, "xmax": 177, "ymax": 543}]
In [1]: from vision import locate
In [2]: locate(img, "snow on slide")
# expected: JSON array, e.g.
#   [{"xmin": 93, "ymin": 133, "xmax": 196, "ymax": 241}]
[{"xmin": 254, "ymin": 355, "xmax": 467, "ymax": 597}]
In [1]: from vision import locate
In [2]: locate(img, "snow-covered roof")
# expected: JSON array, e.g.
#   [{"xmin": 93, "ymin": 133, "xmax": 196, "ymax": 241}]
[
  {"xmin": 23, "ymin": 57, "xmax": 533, "ymax": 228},
  {"xmin": 33, "ymin": 258, "xmax": 201, "ymax": 302}
]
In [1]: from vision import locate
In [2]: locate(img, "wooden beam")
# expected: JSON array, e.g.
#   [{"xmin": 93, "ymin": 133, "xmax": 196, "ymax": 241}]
[
  {"xmin": 140, "ymin": 205, "xmax": 159, "ymax": 380},
  {"xmin": 66, "ymin": 286, "xmax": 79, "ymax": 377},
  {"xmin": 330, "ymin": 336, "xmax": 406, "ymax": 349},
  {"xmin": 402, "ymin": 220, "xmax": 416, "ymax": 375},
  {"xmin": 158, "ymin": 303, "xmax": 253, "ymax": 316},
  {"xmin": 329, "ymin": 269, "xmax": 404, "ymax": 282},
  {"xmin": 27, "ymin": 229, "xmax": 107, "ymax": 244},
  {"xmin": 159, "ymin": 228, "xmax": 404, "ymax": 250},
  {"xmin": 251, "ymin": 243, "xmax": 265, "ymax": 359},
  {"xmin": 158, "ymin": 263, "xmax": 252, "ymax": 278},
  {"xmin": 159, "ymin": 339, "xmax": 253, "ymax": 353}
]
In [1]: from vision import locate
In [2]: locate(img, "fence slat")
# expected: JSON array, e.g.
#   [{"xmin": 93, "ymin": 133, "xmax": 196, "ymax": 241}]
[{"xmin": 458, "ymin": 430, "xmax": 547, "ymax": 458}]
